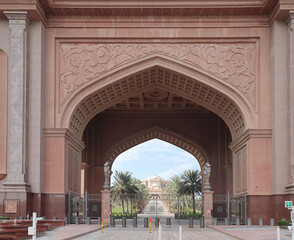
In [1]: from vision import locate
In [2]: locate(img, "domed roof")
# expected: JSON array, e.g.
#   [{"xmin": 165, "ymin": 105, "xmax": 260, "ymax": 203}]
[{"xmin": 145, "ymin": 174, "xmax": 165, "ymax": 181}]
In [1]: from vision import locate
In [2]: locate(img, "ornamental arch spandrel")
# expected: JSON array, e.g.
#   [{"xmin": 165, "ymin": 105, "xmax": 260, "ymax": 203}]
[{"xmin": 56, "ymin": 41, "xmax": 258, "ymax": 138}]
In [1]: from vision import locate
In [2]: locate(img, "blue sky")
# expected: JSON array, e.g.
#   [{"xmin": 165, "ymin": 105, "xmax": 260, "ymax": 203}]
[{"xmin": 111, "ymin": 139, "xmax": 201, "ymax": 183}]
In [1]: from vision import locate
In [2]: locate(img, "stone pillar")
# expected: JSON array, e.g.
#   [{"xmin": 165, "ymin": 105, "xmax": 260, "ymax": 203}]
[
  {"xmin": 101, "ymin": 190, "xmax": 111, "ymax": 225},
  {"xmin": 2, "ymin": 11, "xmax": 31, "ymax": 192},
  {"xmin": 285, "ymin": 12, "xmax": 294, "ymax": 192},
  {"xmin": 203, "ymin": 190, "xmax": 214, "ymax": 227}
]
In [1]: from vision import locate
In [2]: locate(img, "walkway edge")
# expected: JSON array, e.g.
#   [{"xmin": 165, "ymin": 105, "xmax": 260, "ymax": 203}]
[
  {"xmin": 208, "ymin": 225, "xmax": 244, "ymax": 240},
  {"xmin": 65, "ymin": 225, "xmax": 108, "ymax": 240}
]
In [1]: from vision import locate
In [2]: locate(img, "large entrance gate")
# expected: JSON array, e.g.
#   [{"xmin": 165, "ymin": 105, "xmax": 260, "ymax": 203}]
[
  {"xmin": 67, "ymin": 192, "xmax": 247, "ymax": 226},
  {"xmin": 68, "ymin": 192, "xmax": 102, "ymax": 224},
  {"xmin": 213, "ymin": 192, "xmax": 247, "ymax": 225}
]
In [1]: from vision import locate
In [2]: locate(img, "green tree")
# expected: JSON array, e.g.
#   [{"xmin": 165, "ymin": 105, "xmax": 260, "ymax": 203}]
[
  {"xmin": 112, "ymin": 171, "xmax": 138, "ymax": 214},
  {"xmin": 163, "ymin": 175, "xmax": 184, "ymax": 213},
  {"xmin": 111, "ymin": 171, "xmax": 147, "ymax": 214},
  {"xmin": 179, "ymin": 169, "xmax": 201, "ymax": 214}
]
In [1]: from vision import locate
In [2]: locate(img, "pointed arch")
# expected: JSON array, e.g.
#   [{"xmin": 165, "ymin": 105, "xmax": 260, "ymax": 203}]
[
  {"xmin": 61, "ymin": 56, "xmax": 256, "ymax": 141},
  {"xmin": 103, "ymin": 125, "xmax": 209, "ymax": 170}
]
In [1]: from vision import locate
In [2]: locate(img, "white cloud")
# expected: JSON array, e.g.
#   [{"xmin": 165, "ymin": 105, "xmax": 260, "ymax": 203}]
[
  {"xmin": 112, "ymin": 139, "xmax": 201, "ymax": 181},
  {"xmin": 158, "ymin": 162, "xmax": 198, "ymax": 180}
]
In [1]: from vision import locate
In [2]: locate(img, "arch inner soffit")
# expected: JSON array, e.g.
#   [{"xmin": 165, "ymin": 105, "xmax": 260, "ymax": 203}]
[{"xmin": 70, "ymin": 66, "xmax": 246, "ymax": 140}]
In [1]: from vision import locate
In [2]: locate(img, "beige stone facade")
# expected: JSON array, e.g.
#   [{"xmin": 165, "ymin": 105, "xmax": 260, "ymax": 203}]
[
  {"xmin": 0, "ymin": 0, "xmax": 293, "ymax": 224},
  {"xmin": 143, "ymin": 175, "xmax": 169, "ymax": 195}
]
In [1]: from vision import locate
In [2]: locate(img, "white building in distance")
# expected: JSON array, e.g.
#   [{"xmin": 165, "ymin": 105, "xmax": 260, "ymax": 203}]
[{"xmin": 143, "ymin": 174, "xmax": 169, "ymax": 195}]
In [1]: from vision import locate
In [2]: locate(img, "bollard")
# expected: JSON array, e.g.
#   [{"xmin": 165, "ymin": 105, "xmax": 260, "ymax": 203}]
[
  {"xmin": 179, "ymin": 225, "xmax": 182, "ymax": 240},
  {"xmin": 101, "ymin": 217, "xmax": 103, "ymax": 233},
  {"xmin": 86, "ymin": 217, "xmax": 91, "ymax": 225},
  {"xmin": 122, "ymin": 217, "xmax": 126, "ymax": 227},
  {"xmin": 200, "ymin": 216, "xmax": 204, "ymax": 228},
  {"xmin": 259, "ymin": 218, "xmax": 263, "ymax": 226},
  {"xmin": 149, "ymin": 218, "xmax": 152, "ymax": 233},
  {"xmin": 28, "ymin": 212, "xmax": 37, "ymax": 240},
  {"xmin": 270, "ymin": 218, "xmax": 275, "ymax": 226},
  {"xmin": 133, "ymin": 217, "xmax": 137, "ymax": 227},
  {"xmin": 75, "ymin": 216, "xmax": 80, "ymax": 225},
  {"xmin": 225, "ymin": 218, "xmax": 229, "ymax": 226},
  {"xmin": 159, "ymin": 225, "xmax": 162, "ymax": 240},
  {"xmin": 155, "ymin": 218, "xmax": 159, "ymax": 228},
  {"xmin": 189, "ymin": 217, "xmax": 193, "ymax": 228},
  {"xmin": 144, "ymin": 218, "xmax": 148, "ymax": 228},
  {"xmin": 247, "ymin": 218, "xmax": 252, "ymax": 226},
  {"xmin": 213, "ymin": 218, "xmax": 217, "ymax": 226},
  {"xmin": 236, "ymin": 218, "xmax": 240, "ymax": 226},
  {"xmin": 166, "ymin": 218, "xmax": 171, "ymax": 227},
  {"xmin": 277, "ymin": 226, "xmax": 281, "ymax": 240},
  {"xmin": 110, "ymin": 217, "xmax": 115, "ymax": 227}
]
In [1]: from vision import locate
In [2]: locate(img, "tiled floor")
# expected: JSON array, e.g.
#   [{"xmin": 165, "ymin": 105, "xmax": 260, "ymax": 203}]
[
  {"xmin": 75, "ymin": 226, "xmax": 237, "ymax": 240},
  {"xmin": 36, "ymin": 224, "xmax": 294, "ymax": 240}
]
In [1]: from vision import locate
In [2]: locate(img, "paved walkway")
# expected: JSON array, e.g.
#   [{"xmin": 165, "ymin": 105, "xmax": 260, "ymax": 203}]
[
  {"xmin": 75, "ymin": 226, "xmax": 237, "ymax": 240},
  {"xmin": 35, "ymin": 224, "xmax": 294, "ymax": 240},
  {"xmin": 137, "ymin": 199, "xmax": 174, "ymax": 218},
  {"xmin": 210, "ymin": 225, "xmax": 292, "ymax": 240},
  {"xmin": 37, "ymin": 225, "xmax": 99, "ymax": 240}
]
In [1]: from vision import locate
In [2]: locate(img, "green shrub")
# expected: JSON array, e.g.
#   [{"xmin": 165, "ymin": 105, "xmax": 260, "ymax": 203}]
[
  {"xmin": 0, "ymin": 216, "xmax": 10, "ymax": 220},
  {"xmin": 278, "ymin": 220, "xmax": 291, "ymax": 228},
  {"xmin": 175, "ymin": 212, "xmax": 202, "ymax": 219}
]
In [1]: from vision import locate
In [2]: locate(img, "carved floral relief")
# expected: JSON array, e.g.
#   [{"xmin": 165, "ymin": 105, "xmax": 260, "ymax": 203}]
[{"xmin": 59, "ymin": 43, "xmax": 256, "ymax": 107}]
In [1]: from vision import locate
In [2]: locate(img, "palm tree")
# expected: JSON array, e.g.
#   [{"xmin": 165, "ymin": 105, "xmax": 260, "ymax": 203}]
[
  {"xmin": 112, "ymin": 171, "xmax": 139, "ymax": 214},
  {"xmin": 111, "ymin": 171, "xmax": 148, "ymax": 214},
  {"xmin": 164, "ymin": 175, "xmax": 183, "ymax": 213},
  {"xmin": 130, "ymin": 177, "xmax": 148, "ymax": 213},
  {"xmin": 179, "ymin": 169, "xmax": 201, "ymax": 214}
]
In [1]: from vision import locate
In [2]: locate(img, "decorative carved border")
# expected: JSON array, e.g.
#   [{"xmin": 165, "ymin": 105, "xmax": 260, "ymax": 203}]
[{"xmin": 56, "ymin": 39, "xmax": 258, "ymax": 112}]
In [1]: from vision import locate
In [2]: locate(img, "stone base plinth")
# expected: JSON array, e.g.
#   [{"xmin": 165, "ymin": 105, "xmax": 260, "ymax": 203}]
[
  {"xmin": 203, "ymin": 190, "xmax": 214, "ymax": 227},
  {"xmin": 101, "ymin": 190, "xmax": 111, "ymax": 225}
]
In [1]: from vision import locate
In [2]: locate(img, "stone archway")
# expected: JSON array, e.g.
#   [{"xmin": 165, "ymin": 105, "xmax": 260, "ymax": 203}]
[
  {"xmin": 44, "ymin": 44, "xmax": 270, "ymax": 223},
  {"xmin": 61, "ymin": 56, "xmax": 256, "ymax": 141},
  {"xmin": 101, "ymin": 125, "xmax": 212, "ymax": 225},
  {"xmin": 104, "ymin": 125, "xmax": 209, "ymax": 169}
]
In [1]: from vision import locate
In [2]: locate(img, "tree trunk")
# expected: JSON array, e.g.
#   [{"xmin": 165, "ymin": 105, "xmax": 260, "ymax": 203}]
[
  {"xmin": 122, "ymin": 197, "xmax": 125, "ymax": 214},
  {"xmin": 127, "ymin": 198, "xmax": 129, "ymax": 214},
  {"xmin": 131, "ymin": 198, "xmax": 133, "ymax": 213},
  {"xmin": 192, "ymin": 192, "xmax": 196, "ymax": 214}
]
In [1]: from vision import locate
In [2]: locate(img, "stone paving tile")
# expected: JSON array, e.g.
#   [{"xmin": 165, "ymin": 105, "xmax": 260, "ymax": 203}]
[
  {"xmin": 37, "ymin": 225, "xmax": 99, "ymax": 240},
  {"xmin": 75, "ymin": 226, "xmax": 237, "ymax": 240},
  {"xmin": 209, "ymin": 225, "xmax": 292, "ymax": 240}
]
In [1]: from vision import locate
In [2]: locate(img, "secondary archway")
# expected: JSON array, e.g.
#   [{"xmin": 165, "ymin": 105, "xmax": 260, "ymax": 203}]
[{"xmin": 104, "ymin": 126, "xmax": 209, "ymax": 170}]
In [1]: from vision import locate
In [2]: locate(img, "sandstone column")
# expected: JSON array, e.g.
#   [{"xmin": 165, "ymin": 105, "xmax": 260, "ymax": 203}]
[
  {"xmin": 285, "ymin": 12, "xmax": 294, "ymax": 192},
  {"xmin": 2, "ymin": 12, "xmax": 31, "ymax": 192}
]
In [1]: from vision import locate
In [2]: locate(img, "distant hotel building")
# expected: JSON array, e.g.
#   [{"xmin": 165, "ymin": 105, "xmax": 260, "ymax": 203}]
[{"xmin": 143, "ymin": 175, "xmax": 169, "ymax": 195}]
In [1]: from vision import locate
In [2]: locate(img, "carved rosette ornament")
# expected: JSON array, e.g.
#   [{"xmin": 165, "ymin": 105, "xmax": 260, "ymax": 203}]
[{"xmin": 59, "ymin": 43, "xmax": 256, "ymax": 108}]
